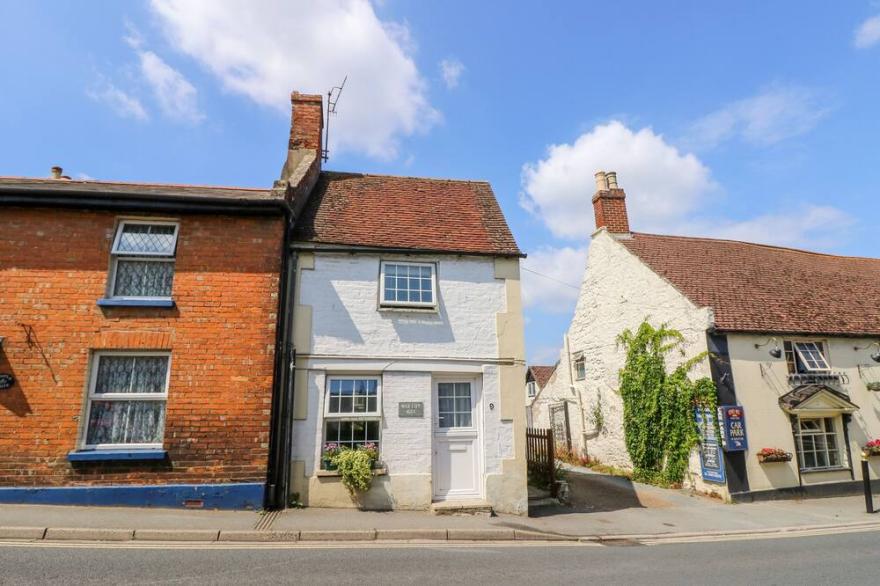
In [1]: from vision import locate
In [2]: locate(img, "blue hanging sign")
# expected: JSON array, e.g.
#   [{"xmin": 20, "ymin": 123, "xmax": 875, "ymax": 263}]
[
  {"xmin": 718, "ymin": 405, "xmax": 748, "ymax": 452},
  {"xmin": 695, "ymin": 407, "xmax": 726, "ymax": 484}
]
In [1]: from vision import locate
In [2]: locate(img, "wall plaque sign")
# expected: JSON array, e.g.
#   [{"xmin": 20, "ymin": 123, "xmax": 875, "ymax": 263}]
[
  {"xmin": 0, "ymin": 374, "xmax": 14, "ymax": 390},
  {"xmin": 398, "ymin": 401, "xmax": 424, "ymax": 418},
  {"xmin": 718, "ymin": 405, "xmax": 748, "ymax": 452}
]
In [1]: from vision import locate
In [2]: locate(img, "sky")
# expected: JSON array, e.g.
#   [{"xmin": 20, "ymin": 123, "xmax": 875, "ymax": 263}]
[{"xmin": 2, "ymin": 1, "xmax": 879, "ymax": 365}]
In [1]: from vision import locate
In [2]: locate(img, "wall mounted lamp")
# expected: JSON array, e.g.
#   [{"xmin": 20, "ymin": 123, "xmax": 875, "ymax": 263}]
[
  {"xmin": 853, "ymin": 341, "xmax": 880, "ymax": 364},
  {"xmin": 755, "ymin": 337, "xmax": 783, "ymax": 359}
]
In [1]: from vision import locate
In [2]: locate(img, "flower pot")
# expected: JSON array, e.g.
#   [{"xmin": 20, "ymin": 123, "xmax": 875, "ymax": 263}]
[
  {"xmin": 757, "ymin": 453, "xmax": 792, "ymax": 464},
  {"xmin": 862, "ymin": 448, "xmax": 880, "ymax": 458},
  {"xmin": 322, "ymin": 458, "xmax": 337, "ymax": 471},
  {"xmin": 866, "ymin": 382, "xmax": 880, "ymax": 392}
]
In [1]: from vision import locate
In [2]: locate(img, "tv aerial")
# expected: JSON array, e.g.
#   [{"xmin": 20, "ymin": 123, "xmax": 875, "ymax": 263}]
[{"xmin": 322, "ymin": 76, "xmax": 347, "ymax": 162}]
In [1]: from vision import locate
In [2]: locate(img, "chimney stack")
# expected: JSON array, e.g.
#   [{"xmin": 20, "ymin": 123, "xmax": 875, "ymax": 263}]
[
  {"xmin": 50, "ymin": 166, "xmax": 63, "ymax": 179},
  {"xmin": 289, "ymin": 92, "xmax": 324, "ymax": 160},
  {"xmin": 592, "ymin": 169, "xmax": 630, "ymax": 234}
]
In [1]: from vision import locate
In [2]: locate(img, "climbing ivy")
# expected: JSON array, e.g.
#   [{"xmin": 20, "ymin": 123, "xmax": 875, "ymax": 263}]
[{"xmin": 617, "ymin": 321, "xmax": 717, "ymax": 487}]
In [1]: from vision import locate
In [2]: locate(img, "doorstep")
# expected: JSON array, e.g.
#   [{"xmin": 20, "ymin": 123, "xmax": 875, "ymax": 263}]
[{"xmin": 430, "ymin": 499, "xmax": 493, "ymax": 516}]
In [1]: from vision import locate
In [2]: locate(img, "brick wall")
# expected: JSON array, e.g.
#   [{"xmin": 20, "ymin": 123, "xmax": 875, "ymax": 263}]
[
  {"xmin": 592, "ymin": 188, "xmax": 630, "ymax": 233},
  {"xmin": 0, "ymin": 206, "xmax": 283, "ymax": 487}
]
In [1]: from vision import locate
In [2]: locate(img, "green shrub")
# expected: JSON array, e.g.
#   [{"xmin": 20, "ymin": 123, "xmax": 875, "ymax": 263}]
[{"xmin": 331, "ymin": 448, "xmax": 374, "ymax": 493}]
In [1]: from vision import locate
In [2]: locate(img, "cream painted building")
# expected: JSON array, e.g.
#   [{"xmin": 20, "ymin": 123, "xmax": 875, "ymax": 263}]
[
  {"xmin": 287, "ymin": 173, "xmax": 527, "ymax": 514},
  {"xmin": 533, "ymin": 170, "xmax": 880, "ymax": 501}
]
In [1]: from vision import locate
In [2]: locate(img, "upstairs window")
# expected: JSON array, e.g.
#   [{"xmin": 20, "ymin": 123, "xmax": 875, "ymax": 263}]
[
  {"xmin": 109, "ymin": 221, "xmax": 179, "ymax": 299},
  {"xmin": 574, "ymin": 353, "xmax": 586, "ymax": 380},
  {"xmin": 379, "ymin": 261, "xmax": 436, "ymax": 308},
  {"xmin": 527, "ymin": 381, "xmax": 537, "ymax": 398},
  {"xmin": 784, "ymin": 341, "xmax": 830, "ymax": 374}
]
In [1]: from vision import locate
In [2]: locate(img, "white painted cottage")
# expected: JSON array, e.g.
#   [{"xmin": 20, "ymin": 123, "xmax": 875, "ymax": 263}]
[
  {"xmin": 287, "ymin": 172, "xmax": 528, "ymax": 514},
  {"xmin": 534, "ymin": 170, "xmax": 880, "ymax": 501}
]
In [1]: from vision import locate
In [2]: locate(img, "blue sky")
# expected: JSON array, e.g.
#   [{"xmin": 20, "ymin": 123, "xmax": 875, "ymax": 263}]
[{"xmin": 2, "ymin": 1, "xmax": 879, "ymax": 365}]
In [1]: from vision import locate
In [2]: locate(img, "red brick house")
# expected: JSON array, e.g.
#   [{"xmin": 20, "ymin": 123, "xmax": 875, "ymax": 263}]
[{"xmin": 0, "ymin": 92, "xmax": 325, "ymax": 509}]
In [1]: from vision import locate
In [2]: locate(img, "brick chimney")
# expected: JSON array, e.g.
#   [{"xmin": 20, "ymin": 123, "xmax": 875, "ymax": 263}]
[
  {"xmin": 592, "ymin": 170, "xmax": 630, "ymax": 234},
  {"xmin": 289, "ymin": 92, "xmax": 324, "ymax": 158}
]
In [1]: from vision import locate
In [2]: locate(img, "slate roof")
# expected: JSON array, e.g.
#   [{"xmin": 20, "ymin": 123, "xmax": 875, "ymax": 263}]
[
  {"xmin": 293, "ymin": 172, "xmax": 523, "ymax": 257},
  {"xmin": 620, "ymin": 232, "xmax": 880, "ymax": 337},
  {"xmin": 0, "ymin": 176, "xmax": 275, "ymax": 202},
  {"xmin": 778, "ymin": 384, "xmax": 859, "ymax": 412},
  {"xmin": 527, "ymin": 365, "xmax": 557, "ymax": 389}
]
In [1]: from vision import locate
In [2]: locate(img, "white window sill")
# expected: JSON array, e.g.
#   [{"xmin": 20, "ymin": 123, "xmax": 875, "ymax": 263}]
[{"xmin": 316, "ymin": 467, "xmax": 387, "ymax": 478}]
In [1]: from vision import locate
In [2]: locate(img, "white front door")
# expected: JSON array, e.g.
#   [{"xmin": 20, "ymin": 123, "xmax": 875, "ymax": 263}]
[{"xmin": 432, "ymin": 379, "xmax": 481, "ymax": 500}]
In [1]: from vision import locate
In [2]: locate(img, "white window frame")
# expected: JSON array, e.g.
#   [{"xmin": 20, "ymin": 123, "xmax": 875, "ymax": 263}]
[
  {"xmin": 108, "ymin": 220, "xmax": 180, "ymax": 300},
  {"xmin": 527, "ymin": 381, "xmax": 537, "ymax": 397},
  {"xmin": 323, "ymin": 376, "xmax": 382, "ymax": 419},
  {"xmin": 378, "ymin": 260, "xmax": 437, "ymax": 309},
  {"xmin": 793, "ymin": 341, "xmax": 830, "ymax": 372},
  {"xmin": 81, "ymin": 351, "xmax": 171, "ymax": 450},
  {"xmin": 573, "ymin": 353, "xmax": 586, "ymax": 381},
  {"xmin": 796, "ymin": 415, "xmax": 845, "ymax": 471}
]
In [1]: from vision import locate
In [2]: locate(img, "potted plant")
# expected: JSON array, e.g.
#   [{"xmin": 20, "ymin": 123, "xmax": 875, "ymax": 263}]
[
  {"xmin": 331, "ymin": 447, "xmax": 375, "ymax": 495},
  {"xmin": 757, "ymin": 447, "xmax": 793, "ymax": 463},
  {"xmin": 862, "ymin": 439, "xmax": 880, "ymax": 458},
  {"xmin": 866, "ymin": 382, "xmax": 880, "ymax": 392},
  {"xmin": 361, "ymin": 442, "xmax": 379, "ymax": 469},
  {"xmin": 322, "ymin": 442, "xmax": 339, "ymax": 470}
]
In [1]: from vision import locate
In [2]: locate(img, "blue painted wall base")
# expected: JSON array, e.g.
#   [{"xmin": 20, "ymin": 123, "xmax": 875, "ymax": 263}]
[{"xmin": 0, "ymin": 482, "xmax": 264, "ymax": 510}]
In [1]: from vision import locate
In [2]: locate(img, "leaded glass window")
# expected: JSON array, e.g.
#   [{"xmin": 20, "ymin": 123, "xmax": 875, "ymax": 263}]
[
  {"xmin": 83, "ymin": 353, "xmax": 170, "ymax": 448},
  {"xmin": 109, "ymin": 221, "xmax": 178, "ymax": 299},
  {"xmin": 380, "ymin": 262, "xmax": 436, "ymax": 307}
]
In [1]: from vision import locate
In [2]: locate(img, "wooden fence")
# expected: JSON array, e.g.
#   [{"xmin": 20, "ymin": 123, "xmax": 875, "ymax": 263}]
[{"xmin": 526, "ymin": 427, "xmax": 556, "ymax": 496}]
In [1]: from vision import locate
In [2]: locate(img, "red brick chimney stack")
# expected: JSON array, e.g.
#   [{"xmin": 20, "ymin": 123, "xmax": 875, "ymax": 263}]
[
  {"xmin": 289, "ymin": 92, "xmax": 324, "ymax": 159},
  {"xmin": 592, "ymin": 170, "xmax": 630, "ymax": 234}
]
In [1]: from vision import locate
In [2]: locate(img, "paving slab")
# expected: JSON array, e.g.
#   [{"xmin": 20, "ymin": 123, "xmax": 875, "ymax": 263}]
[
  {"xmin": 134, "ymin": 529, "xmax": 219, "ymax": 541},
  {"xmin": 0, "ymin": 503, "xmax": 257, "ymax": 530},
  {"xmin": 299, "ymin": 529, "xmax": 376, "ymax": 541},
  {"xmin": 375, "ymin": 529, "xmax": 447, "ymax": 540},
  {"xmin": 45, "ymin": 527, "xmax": 133, "ymax": 541},
  {"xmin": 0, "ymin": 526, "xmax": 46, "ymax": 540},
  {"xmin": 447, "ymin": 528, "xmax": 515, "ymax": 541},
  {"xmin": 218, "ymin": 530, "xmax": 299, "ymax": 542}
]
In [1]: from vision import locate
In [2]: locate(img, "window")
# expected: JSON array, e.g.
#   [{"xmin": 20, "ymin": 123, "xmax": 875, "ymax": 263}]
[
  {"xmin": 379, "ymin": 261, "xmax": 436, "ymax": 308},
  {"xmin": 574, "ymin": 353, "xmax": 586, "ymax": 381},
  {"xmin": 784, "ymin": 341, "xmax": 830, "ymax": 374},
  {"xmin": 437, "ymin": 382, "xmax": 473, "ymax": 428},
  {"xmin": 796, "ymin": 416, "xmax": 843, "ymax": 470},
  {"xmin": 527, "ymin": 381, "xmax": 537, "ymax": 398},
  {"xmin": 323, "ymin": 377, "xmax": 381, "ymax": 458},
  {"xmin": 109, "ymin": 221, "xmax": 179, "ymax": 299},
  {"xmin": 82, "ymin": 353, "xmax": 170, "ymax": 449}
]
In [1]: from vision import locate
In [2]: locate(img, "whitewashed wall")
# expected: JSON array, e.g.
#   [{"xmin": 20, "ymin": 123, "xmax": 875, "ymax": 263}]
[
  {"xmin": 291, "ymin": 252, "xmax": 522, "ymax": 511},
  {"xmin": 565, "ymin": 230, "xmax": 718, "ymax": 493}
]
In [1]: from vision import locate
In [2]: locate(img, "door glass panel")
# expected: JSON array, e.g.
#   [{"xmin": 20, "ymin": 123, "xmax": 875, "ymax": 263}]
[{"xmin": 438, "ymin": 382, "xmax": 472, "ymax": 428}]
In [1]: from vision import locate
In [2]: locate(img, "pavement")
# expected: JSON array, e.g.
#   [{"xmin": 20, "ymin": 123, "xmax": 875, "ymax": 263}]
[{"xmin": 1, "ymin": 466, "xmax": 879, "ymax": 544}]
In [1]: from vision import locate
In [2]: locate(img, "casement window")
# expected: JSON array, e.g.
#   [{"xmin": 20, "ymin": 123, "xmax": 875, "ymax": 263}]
[
  {"xmin": 796, "ymin": 416, "xmax": 844, "ymax": 471},
  {"xmin": 379, "ymin": 261, "xmax": 436, "ymax": 308},
  {"xmin": 784, "ymin": 341, "xmax": 830, "ymax": 374},
  {"xmin": 573, "ymin": 353, "xmax": 586, "ymax": 381},
  {"xmin": 527, "ymin": 381, "xmax": 537, "ymax": 398},
  {"xmin": 82, "ymin": 352, "xmax": 170, "ymax": 449},
  {"xmin": 323, "ymin": 377, "xmax": 381, "ymax": 452},
  {"xmin": 108, "ymin": 221, "xmax": 179, "ymax": 299}
]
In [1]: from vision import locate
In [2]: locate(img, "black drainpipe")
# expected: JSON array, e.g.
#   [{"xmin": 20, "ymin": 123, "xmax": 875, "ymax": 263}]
[{"xmin": 264, "ymin": 206, "xmax": 297, "ymax": 510}]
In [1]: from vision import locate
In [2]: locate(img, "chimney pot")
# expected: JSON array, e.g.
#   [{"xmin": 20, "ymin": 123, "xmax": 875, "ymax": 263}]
[
  {"xmin": 594, "ymin": 171, "xmax": 608, "ymax": 192},
  {"xmin": 606, "ymin": 171, "xmax": 618, "ymax": 189},
  {"xmin": 50, "ymin": 166, "xmax": 62, "ymax": 179}
]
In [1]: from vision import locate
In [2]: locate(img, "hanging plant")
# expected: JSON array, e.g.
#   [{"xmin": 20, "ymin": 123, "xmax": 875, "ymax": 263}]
[
  {"xmin": 331, "ymin": 447, "xmax": 376, "ymax": 493},
  {"xmin": 617, "ymin": 321, "xmax": 718, "ymax": 487}
]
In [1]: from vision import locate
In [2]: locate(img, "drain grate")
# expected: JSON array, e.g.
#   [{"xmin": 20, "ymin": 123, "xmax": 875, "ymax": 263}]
[{"xmin": 254, "ymin": 509, "xmax": 281, "ymax": 531}]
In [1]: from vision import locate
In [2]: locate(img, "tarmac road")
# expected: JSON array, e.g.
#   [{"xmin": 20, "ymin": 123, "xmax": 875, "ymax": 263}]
[{"xmin": 1, "ymin": 530, "xmax": 880, "ymax": 585}]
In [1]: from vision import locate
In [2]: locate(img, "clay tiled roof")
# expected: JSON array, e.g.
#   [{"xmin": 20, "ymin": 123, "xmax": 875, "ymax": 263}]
[
  {"xmin": 621, "ymin": 233, "xmax": 880, "ymax": 336},
  {"xmin": 528, "ymin": 365, "xmax": 557, "ymax": 389},
  {"xmin": 293, "ymin": 172, "xmax": 522, "ymax": 257},
  {"xmin": 0, "ymin": 176, "xmax": 274, "ymax": 201}
]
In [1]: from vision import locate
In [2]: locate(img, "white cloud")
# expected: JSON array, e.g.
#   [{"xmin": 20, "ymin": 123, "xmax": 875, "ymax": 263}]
[
  {"xmin": 87, "ymin": 78, "xmax": 149, "ymax": 121},
  {"xmin": 521, "ymin": 121, "xmax": 715, "ymax": 239},
  {"xmin": 521, "ymin": 245, "xmax": 587, "ymax": 312},
  {"xmin": 148, "ymin": 0, "xmax": 439, "ymax": 159},
  {"xmin": 439, "ymin": 58, "xmax": 464, "ymax": 89},
  {"xmin": 854, "ymin": 15, "xmax": 880, "ymax": 48},
  {"xmin": 684, "ymin": 205, "xmax": 856, "ymax": 251},
  {"xmin": 529, "ymin": 344, "xmax": 562, "ymax": 366},
  {"xmin": 137, "ymin": 50, "xmax": 204, "ymax": 123},
  {"xmin": 686, "ymin": 85, "xmax": 830, "ymax": 149}
]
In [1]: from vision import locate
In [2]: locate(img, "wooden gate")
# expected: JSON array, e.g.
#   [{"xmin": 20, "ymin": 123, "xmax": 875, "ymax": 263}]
[{"xmin": 526, "ymin": 427, "xmax": 556, "ymax": 496}]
